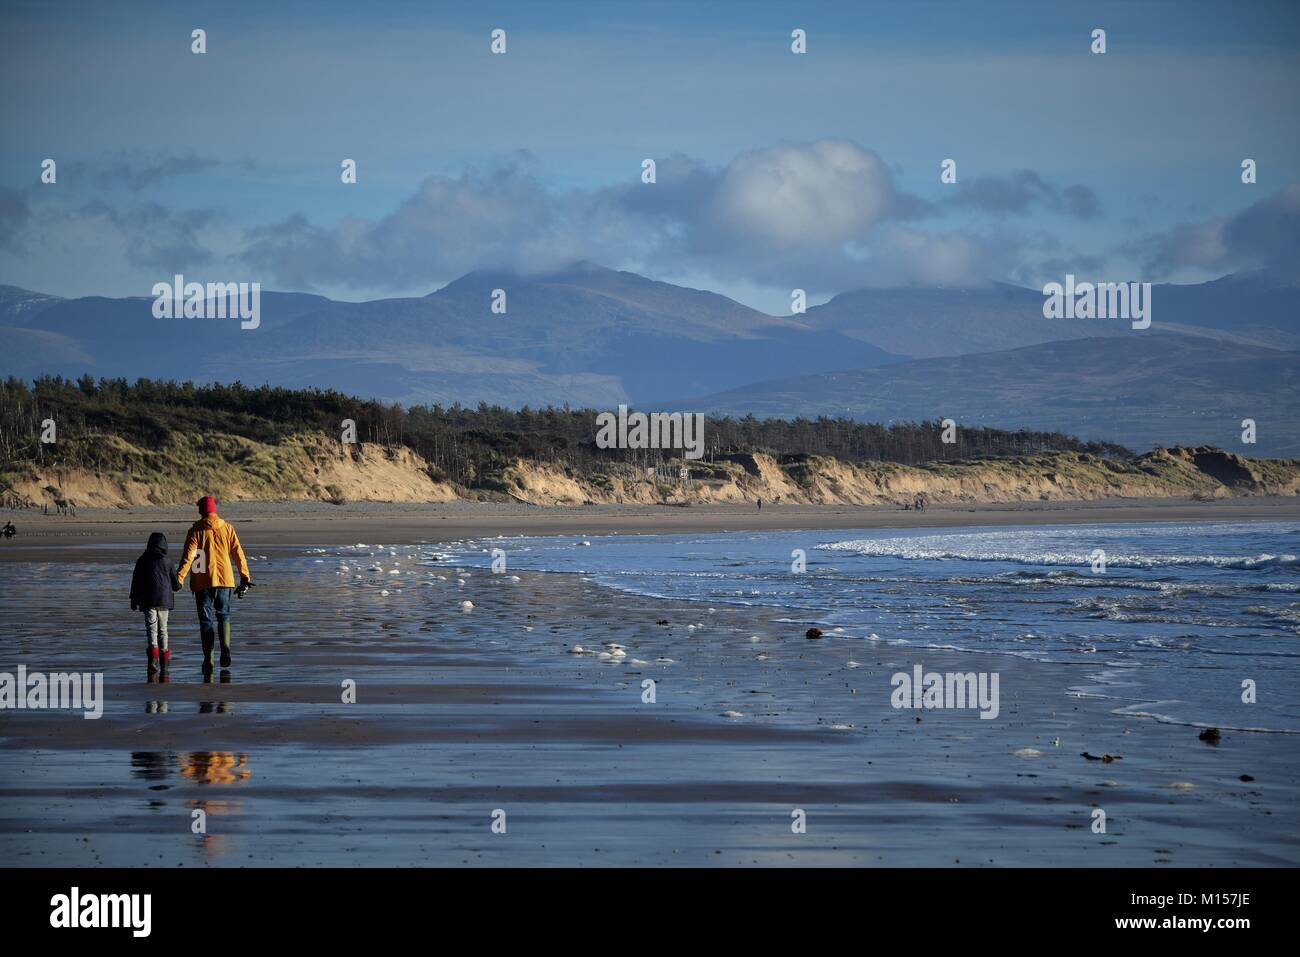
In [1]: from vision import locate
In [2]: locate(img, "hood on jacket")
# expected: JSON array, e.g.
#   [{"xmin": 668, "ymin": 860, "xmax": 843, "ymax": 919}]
[{"xmin": 146, "ymin": 532, "xmax": 168, "ymax": 555}]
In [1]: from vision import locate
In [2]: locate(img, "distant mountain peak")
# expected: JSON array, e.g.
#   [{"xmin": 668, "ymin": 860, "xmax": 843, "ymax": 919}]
[
  {"xmin": 0, "ymin": 284, "xmax": 62, "ymax": 300},
  {"xmin": 432, "ymin": 260, "xmax": 620, "ymax": 296},
  {"xmin": 550, "ymin": 259, "xmax": 612, "ymax": 277},
  {"xmin": 1209, "ymin": 267, "xmax": 1300, "ymax": 290}
]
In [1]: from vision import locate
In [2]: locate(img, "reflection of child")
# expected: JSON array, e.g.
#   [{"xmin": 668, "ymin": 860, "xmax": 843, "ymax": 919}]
[{"xmin": 130, "ymin": 532, "xmax": 180, "ymax": 681}]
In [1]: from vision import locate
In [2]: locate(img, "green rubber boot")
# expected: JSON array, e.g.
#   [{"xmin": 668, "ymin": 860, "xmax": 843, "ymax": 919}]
[
  {"xmin": 219, "ymin": 621, "xmax": 232, "ymax": 670},
  {"xmin": 201, "ymin": 628, "xmax": 216, "ymax": 678}
]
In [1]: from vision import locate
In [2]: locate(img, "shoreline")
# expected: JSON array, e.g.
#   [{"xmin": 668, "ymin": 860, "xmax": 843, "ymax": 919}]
[{"xmin": 3, "ymin": 495, "xmax": 1298, "ymax": 562}]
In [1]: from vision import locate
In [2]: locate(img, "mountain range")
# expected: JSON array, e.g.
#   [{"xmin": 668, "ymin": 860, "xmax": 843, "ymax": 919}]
[{"xmin": 2, "ymin": 262, "xmax": 1296, "ymax": 454}]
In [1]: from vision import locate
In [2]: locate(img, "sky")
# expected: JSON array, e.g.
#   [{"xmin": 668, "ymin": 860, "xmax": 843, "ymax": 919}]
[{"xmin": 1, "ymin": 0, "xmax": 1298, "ymax": 312}]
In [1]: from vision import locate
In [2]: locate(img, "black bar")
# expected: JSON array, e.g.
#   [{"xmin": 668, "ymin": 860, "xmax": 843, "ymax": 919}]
[{"xmin": 3, "ymin": 867, "xmax": 1284, "ymax": 942}]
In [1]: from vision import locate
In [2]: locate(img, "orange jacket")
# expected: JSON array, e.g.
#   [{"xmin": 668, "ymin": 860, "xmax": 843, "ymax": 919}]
[{"xmin": 176, "ymin": 514, "xmax": 252, "ymax": 592}]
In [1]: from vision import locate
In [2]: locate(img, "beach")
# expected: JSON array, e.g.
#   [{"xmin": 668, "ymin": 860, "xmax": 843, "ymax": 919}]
[
  {"xmin": 1, "ymin": 496, "xmax": 1298, "ymax": 867},
  {"xmin": 5, "ymin": 495, "xmax": 1300, "ymax": 558}
]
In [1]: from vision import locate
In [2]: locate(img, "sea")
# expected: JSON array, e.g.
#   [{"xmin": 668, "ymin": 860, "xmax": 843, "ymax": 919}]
[{"xmin": 434, "ymin": 520, "xmax": 1300, "ymax": 734}]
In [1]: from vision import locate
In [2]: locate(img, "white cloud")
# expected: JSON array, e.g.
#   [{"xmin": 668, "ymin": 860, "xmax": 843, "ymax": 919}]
[{"xmin": 706, "ymin": 140, "xmax": 899, "ymax": 249}]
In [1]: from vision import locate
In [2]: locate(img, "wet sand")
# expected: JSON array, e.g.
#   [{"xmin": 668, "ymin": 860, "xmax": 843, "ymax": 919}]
[{"xmin": 2, "ymin": 497, "xmax": 1298, "ymax": 866}]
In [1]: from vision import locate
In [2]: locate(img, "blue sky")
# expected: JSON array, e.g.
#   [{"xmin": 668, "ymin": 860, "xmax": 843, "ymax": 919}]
[{"xmin": 1, "ymin": 0, "xmax": 1297, "ymax": 311}]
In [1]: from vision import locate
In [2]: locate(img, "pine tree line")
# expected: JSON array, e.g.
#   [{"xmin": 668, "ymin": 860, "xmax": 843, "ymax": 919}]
[{"xmin": 0, "ymin": 376, "xmax": 1132, "ymax": 486}]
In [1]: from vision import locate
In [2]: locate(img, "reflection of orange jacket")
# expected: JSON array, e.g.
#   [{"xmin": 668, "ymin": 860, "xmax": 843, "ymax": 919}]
[
  {"xmin": 179, "ymin": 751, "xmax": 251, "ymax": 785},
  {"xmin": 176, "ymin": 514, "xmax": 252, "ymax": 591}
]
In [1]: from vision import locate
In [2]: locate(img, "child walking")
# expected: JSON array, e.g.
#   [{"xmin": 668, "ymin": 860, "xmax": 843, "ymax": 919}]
[{"xmin": 130, "ymin": 532, "xmax": 180, "ymax": 681}]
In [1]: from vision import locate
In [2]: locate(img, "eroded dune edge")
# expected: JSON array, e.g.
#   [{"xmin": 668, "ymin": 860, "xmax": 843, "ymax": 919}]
[{"xmin": 6, "ymin": 433, "xmax": 1299, "ymax": 510}]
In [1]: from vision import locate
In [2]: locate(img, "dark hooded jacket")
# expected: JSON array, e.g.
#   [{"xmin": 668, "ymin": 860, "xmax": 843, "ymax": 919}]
[{"xmin": 130, "ymin": 532, "xmax": 179, "ymax": 611}]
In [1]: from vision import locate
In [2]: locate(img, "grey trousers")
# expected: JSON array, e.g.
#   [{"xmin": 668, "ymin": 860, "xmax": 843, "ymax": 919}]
[{"xmin": 145, "ymin": 608, "xmax": 170, "ymax": 651}]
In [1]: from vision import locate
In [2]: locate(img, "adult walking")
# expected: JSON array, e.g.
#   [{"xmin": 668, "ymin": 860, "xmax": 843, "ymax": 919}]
[{"xmin": 176, "ymin": 496, "xmax": 253, "ymax": 678}]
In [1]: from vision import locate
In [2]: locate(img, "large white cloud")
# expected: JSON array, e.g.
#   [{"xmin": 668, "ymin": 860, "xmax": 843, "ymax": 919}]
[{"xmin": 705, "ymin": 140, "xmax": 901, "ymax": 249}]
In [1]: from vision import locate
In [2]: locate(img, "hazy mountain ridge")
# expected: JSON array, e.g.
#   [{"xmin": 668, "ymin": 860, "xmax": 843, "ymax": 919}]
[
  {"xmin": 1, "ymin": 265, "xmax": 1296, "ymax": 452},
  {"xmin": 0, "ymin": 264, "xmax": 899, "ymax": 406},
  {"xmin": 796, "ymin": 269, "xmax": 1300, "ymax": 357},
  {"xmin": 685, "ymin": 334, "xmax": 1300, "ymax": 455}
]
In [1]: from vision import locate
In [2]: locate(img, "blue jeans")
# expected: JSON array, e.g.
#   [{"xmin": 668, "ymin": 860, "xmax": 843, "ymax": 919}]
[{"xmin": 194, "ymin": 587, "xmax": 234, "ymax": 632}]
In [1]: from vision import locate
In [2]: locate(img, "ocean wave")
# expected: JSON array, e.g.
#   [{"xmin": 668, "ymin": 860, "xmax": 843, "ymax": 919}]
[{"xmin": 818, "ymin": 535, "xmax": 1297, "ymax": 570}]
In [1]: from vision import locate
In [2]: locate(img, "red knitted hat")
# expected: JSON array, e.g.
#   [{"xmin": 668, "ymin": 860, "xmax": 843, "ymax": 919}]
[{"xmin": 197, "ymin": 495, "xmax": 217, "ymax": 515}]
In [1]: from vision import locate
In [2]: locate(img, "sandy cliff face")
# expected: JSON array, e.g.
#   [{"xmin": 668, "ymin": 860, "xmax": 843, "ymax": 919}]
[
  {"xmin": 299, "ymin": 436, "xmax": 458, "ymax": 503},
  {"xmin": 7, "ymin": 432, "xmax": 1298, "ymax": 509},
  {"xmin": 492, "ymin": 447, "xmax": 1300, "ymax": 507},
  {"xmin": 8, "ymin": 434, "xmax": 457, "ymax": 507}
]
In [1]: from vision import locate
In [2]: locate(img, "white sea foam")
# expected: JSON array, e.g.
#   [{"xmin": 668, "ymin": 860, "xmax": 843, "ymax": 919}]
[{"xmin": 819, "ymin": 534, "xmax": 1296, "ymax": 570}]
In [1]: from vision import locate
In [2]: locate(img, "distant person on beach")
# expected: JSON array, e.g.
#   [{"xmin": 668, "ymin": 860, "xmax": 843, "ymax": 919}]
[
  {"xmin": 176, "ymin": 496, "xmax": 253, "ymax": 679},
  {"xmin": 130, "ymin": 532, "xmax": 179, "ymax": 681},
  {"xmin": 757, "ymin": 497, "xmax": 763, "ymax": 511}
]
